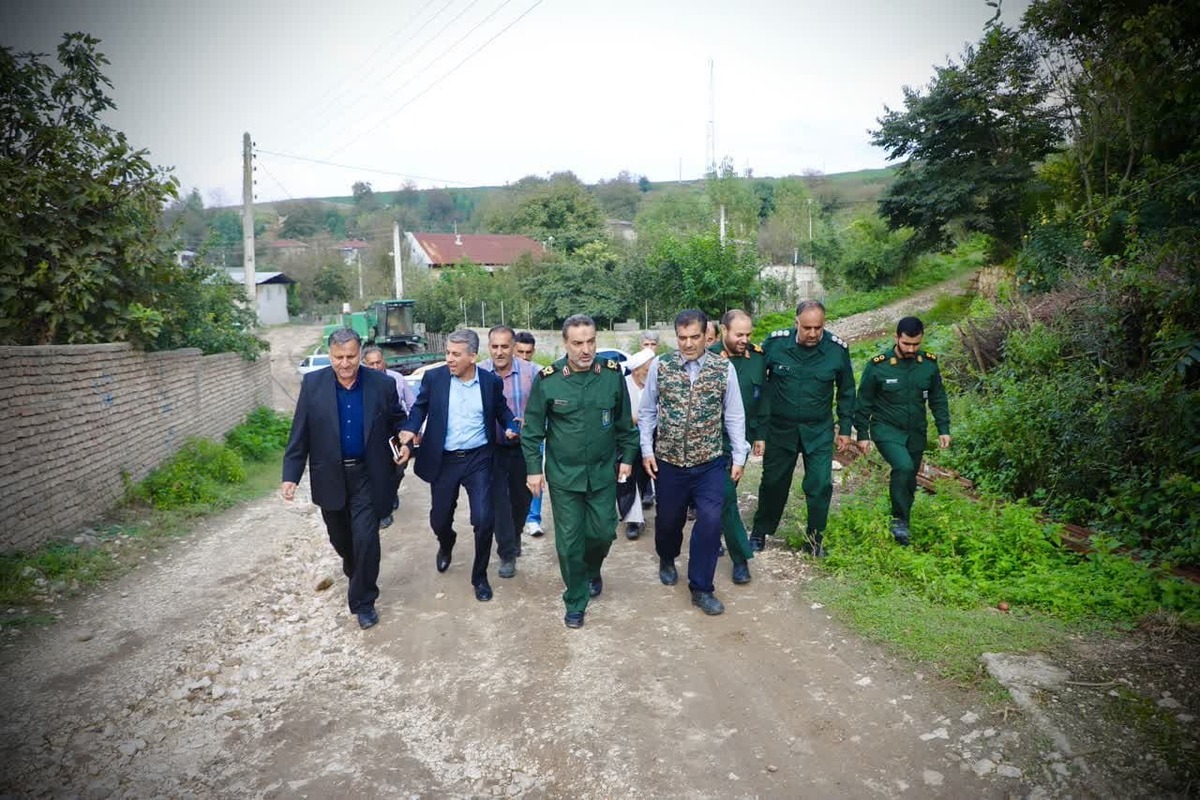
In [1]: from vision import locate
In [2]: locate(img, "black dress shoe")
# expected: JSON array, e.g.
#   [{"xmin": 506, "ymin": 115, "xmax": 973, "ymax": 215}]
[
  {"xmin": 690, "ymin": 590, "xmax": 725, "ymax": 616},
  {"xmin": 749, "ymin": 533, "xmax": 765, "ymax": 552},
  {"xmin": 474, "ymin": 581, "xmax": 493, "ymax": 601},
  {"xmin": 564, "ymin": 610, "xmax": 585, "ymax": 628},
  {"xmin": 436, "ymin": 546, "xmax": 452, "ymax": 573},
  {"xmin": 356, "ymin": 609, "xmax": 379, "ymax": 629},
  {"xmin": 625, "ymin": 522, "xmax": 641, "ymax": 540},
  {"xmin": 731, "ymin": 561, "xmax": 751, "ymax": 584},
  {"xmin": 659, "ymin": 558, "xmax": 678, "ymax": 586},
  {"xmin": 589, "ymin": 575, "xmax": 603, "ymax": 598}
]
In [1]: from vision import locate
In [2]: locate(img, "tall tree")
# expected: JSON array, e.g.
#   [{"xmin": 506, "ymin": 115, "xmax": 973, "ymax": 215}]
[
  {"xmin": 871, "ymin": 24, "xmax": 1061, "ymax": 260},
  {"xmin": 0, "ymin": 33, "xmax": 261, "ymax": 357},
  {"xmin": 485, "ymin": 172, "xmax": 605, "ymax": 254}
]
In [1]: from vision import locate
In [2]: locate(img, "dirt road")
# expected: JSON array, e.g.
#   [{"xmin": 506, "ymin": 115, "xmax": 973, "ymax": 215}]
[{"xmin": 0, "ymin": 311, "xmax": 1078, "ymax": 798}]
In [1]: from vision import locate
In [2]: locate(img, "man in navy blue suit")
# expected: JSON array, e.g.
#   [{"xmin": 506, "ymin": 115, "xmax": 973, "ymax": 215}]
[
  {"xmin": 282, "ymin": 328, "xmax": 406, "ymax": 630},
  {"xmin": 397, "ymin": 329, "xmax": 518, "ymax": 601}
]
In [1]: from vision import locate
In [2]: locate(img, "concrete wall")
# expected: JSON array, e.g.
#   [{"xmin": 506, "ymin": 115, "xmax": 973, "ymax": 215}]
[
  {"xmin": 0, "ymin": 343, "xmax": 271, "ymax": 552},
  {"xmin": 258, "ymin": 284, "xmax": 290, "ymax": 326}
]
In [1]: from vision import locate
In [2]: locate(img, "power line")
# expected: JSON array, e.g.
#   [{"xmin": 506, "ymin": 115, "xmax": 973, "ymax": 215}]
[
  {"xmin": 314, "ymin": 0, "xmax": 509, "ymax": 160},
  {"xmin": 256, "ymin": 147, "xmax": 472, "ymax": 186},
  {"xmin": 277, "ymin": 0, "xmax": 448, "ymax": 152},
  {"xmin": 325, "ymin": 0, "xmax": 545, "ymax": 160},
  {"xmin": 293, "ymin": 0, "xmax": 467, "ymax": 153}
]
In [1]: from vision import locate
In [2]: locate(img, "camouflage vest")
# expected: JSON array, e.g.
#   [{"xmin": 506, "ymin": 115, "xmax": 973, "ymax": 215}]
[{"xmin": 654, "ymin": 352, "xmax": 727, "ymax": 468}]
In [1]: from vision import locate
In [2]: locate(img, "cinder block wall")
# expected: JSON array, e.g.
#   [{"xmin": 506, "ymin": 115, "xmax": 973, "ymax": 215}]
[{"xmin": 0, "ymin": 344, "xmax": 271, "ymax": 552}]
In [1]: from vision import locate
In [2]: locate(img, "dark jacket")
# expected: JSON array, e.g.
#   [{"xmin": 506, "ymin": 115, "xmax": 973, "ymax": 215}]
[
  {"xmin": 282, "ymin": 366, "xmax": 406, "ymax": 519},
  {"xmin": 402, "ymin": 364, "xmax": 516, "ymax": 484}
]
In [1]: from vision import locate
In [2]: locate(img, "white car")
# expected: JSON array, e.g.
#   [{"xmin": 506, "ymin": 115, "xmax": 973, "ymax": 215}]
[{"xmin": 297, "ymin": 352, "xmax": 331, "ymax": 375}]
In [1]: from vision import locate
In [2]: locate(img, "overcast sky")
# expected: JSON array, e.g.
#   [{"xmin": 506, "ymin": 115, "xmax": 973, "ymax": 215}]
[{"xmin": 4, "ymin": 0, "xmax": 1029, "ymax": 206}]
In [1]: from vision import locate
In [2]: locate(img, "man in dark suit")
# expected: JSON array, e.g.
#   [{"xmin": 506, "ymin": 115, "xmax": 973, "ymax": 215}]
[
  {"xmin": 282, "ymin": 328, "xmax": 406, "ymax": 630},
  {"xmin": 397, "ymin": 329, "xmax": 518, "ymax": 602}
]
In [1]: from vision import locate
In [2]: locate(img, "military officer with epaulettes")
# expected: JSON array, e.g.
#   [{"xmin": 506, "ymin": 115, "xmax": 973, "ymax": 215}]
[
  {"xmin": 853, "ymin": 316, "xmax": 951, "ymax": 546},
  {"xmin": 709, "ymin": 309, "xmax": 767, "ymax": 584},
  {"xmin": 750, "ymin": 299, "xmax": 856, "ymax": 556},
  {"xmin": 522, "ymin": 314, "xmax": 639, "ymax": 629}
]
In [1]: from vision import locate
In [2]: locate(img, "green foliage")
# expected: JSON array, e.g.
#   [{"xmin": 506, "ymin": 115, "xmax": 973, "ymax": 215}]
[
  {"xmin": 750, "ymin": 236, "xmax": 985, "ymax": 341},
  {"xmin": 645, "ymin": 231, "xmax": 759, "ymax": 318},
  {"xmin": 485, "ymin": 172, "xmax": 606, "ymax": 254},
  {"xmin": 872, "ymin": 25, "xmax": 1060, "ymax": 260},
  {"xmin": 820, "ymin": 477, "xmax": 1200, "ymax": 622},
  {"xmin": 1, "ymin": 34, "xmax": 179, "ymax": 347},
  {"xmin": 134, "ymin": 439, "xmax": 247, "ymax": 510},
  {"xmin": 944, "ymin": 257, "xmax": 1200, "ymax": 561},
  {"xmin": 1015, "ymin": 219, "xmax": 1101, "ymax": 293},
  {"xmin": 0, "ymin": 541, "xmax": 119, "ymax": 607},
  {"xmin": 523, "ymin": 241, "xmax": 626, "ymax": 328},
  {"xmin": 815, "ymin": 215, "xmax": 913, "ymax": 291},
  {"xmin": 224, "ymin": 407, "xmax": 291, "ymax": 462},
  {"xmin": 151, "ymin": 261, "xmax": 265, "ymax": 360},
  {"xmin": 591, "ymin": 171, "xmax": 642, "ymax": 220},
  {"xmin": 0, "ymin": 34, "xmax": 262, "ymax": 359}
]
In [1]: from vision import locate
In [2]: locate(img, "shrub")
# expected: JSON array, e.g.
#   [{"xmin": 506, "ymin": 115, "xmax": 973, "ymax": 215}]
[
  {"xmin": 135, "ymin": 439, "xmax": 246, "ymax": 509},
  {"xmin": 821, "ymin": 479, "xmax": 1200, "ymax": 621},
  {"xmin": 225, "ymin": 407, "xmax": 292, "ymax": 462}
]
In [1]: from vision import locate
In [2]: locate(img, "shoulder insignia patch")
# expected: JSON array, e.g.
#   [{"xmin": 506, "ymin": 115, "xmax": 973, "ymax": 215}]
[
  {"xmin": 768, "ymin": 328, "xmax": 791, "ymax": 339},
  {"xmin": 889, "ymin": 357, "xmax": 898, "ymax": 365},
  {"xmin": 829, "ymin": 332, "xmax": 848, "ymax": 349},
  {"xmin": 925, "ymin": 352, "xmax": 937, "ymax": 360},
  {"xmin": 871, "ymin": 354, "xmax": 886, "ymax": 364},
  {"xmin": 750, "ymin": 342, "xmax": 764, "ymax": 353},
  {"xmin": 604, "ymin": 359, "xmax": 619, "ymax": 370},
  {"xmin": 540, "ymin": 365, "xmax": 555, "ymax": 378}
]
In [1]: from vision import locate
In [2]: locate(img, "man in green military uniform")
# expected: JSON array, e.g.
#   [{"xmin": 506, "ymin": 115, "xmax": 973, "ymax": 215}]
[
  {"xmin": 854, "ymin": 316, "xmax": 951, "ymax": 546},
  {"xmin": 709, "ymin": 309, "xmax": 767, "ymax": 583},
  {"xmin": 750, "ymin": 299, "xmax": 856, "ymax": 556},
  {"xmin": 522, "ymin": 314, "xmax": 639, "ymax": 629}
]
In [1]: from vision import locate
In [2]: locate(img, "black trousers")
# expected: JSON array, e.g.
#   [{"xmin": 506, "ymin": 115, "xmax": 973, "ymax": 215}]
[
  {"xmin": 428, "ymin": 445, "xmax": 495, "ymax": 585},
  {"xmin": 492, "ymin": 444, "xmax": 531, "ymax": 561},
  {"xmin": 320, "ymin": 462, "xmax": 381, "ymax": 614}
]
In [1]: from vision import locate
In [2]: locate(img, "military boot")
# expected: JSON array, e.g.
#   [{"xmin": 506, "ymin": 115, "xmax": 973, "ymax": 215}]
[
  {"xmin": 890, "ymin": 519, "xmax": 910, "ymax": 547},
  {"xmin": 803, "ymin": 530, "xmax": 826, "ymax": 558}
]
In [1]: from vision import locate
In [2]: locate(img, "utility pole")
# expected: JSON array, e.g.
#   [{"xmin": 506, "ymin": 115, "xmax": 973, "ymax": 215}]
[
  {"xmin": 719, "ymin": 204, "xmax": 726, "ymax": 246},
  {"xmin": 241, "ymin": 133, "xmax": 256, "ymax": 310},
  {"xmin": 355, "ymin": 248, "xmax": 364, "ymax": 300},
  {"xmin": 807, "ymin": 197, "xmax": 814, "ymax": 262},
  {"xmin": 392, "ymin": 221, "xmax": 403, "ymax": 298}
]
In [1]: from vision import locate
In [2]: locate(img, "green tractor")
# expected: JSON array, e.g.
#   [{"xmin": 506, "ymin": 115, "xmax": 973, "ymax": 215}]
[{"xmin": 322, "ymin": 299, "xmax": 443, "ymax": 374}]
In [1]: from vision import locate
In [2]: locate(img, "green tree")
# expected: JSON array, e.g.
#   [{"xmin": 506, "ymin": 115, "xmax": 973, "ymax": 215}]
[
  {"xmin": 704, "ymin": 157, "xmax": 759, "ymax": 241},
  {"xmin": 592, "ymin": 170, "xmax": 642, "ymax": 220},
  {"xmin": 0, "ymin": 33, "xmax": 261, "ymax": 358},
  {"xmin": 871, "ymin": 24, "xmax": 1060, "ymax": 260},
  {"xmin": 645, "ymin": 231, "xmax": 759, "ymax": 316},
  {"xmin": 485, "ymin": 172, "xmax": 605, "ymax": 254}
]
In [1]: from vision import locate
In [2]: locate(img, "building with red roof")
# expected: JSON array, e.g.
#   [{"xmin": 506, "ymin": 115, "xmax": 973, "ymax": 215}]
[{"xmin": 404, "ymin": 232, "xmax": 544, "ymax": 274}]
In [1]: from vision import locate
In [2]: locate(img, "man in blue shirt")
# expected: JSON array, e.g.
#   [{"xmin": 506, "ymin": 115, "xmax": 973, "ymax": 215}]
[
  {"xmin": 282, "ymin": 328, "xmax": 406, "ymax": 630},
  {"xmin": 398, "ymin": 330, "xmax": 518, "ymax": 602}
]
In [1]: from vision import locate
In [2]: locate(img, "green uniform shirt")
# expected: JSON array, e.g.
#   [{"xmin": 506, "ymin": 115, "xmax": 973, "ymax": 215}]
[
  {"xmin": 521, "ymin": 357, "xmax": 639, "ymax": 492},
  {"xmin": 709, "ymin": 340, "xmax": 768, "ymax": 445},
  {"xmin": 853, "ymin": 346, "xmax": 951, "ymax": 443},
  {"xmin": 761, "ymin": 328, "xmax": 856, "ymax": 435}
]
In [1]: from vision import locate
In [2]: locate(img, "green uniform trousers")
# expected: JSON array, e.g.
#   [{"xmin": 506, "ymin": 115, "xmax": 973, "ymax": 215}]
[
  {"xmin": 721, "ymin": 475, "xmax": 756, "ymax": 564},
  {"xmin": 548, "ymin": 482, "xmax": 617, "ymax": 613},
  {"xmin": 875, "ymin": 439, "xmax": 926, "ymax": 523},
  {"xmin": 752, "ymin": 421, "xmax": 833, "ymax": 537}
]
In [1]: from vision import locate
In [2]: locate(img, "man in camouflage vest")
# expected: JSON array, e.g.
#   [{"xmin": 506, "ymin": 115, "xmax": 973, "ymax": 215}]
[
  {"xmin": 640, "ymin": 309, "xmax": 750, "ymax": 616},
  {"xmin": 854, "ymin": 316, "xmax": 951, "ymax": 546},
  {"xmin": 750, "ymin": 299, "xmax": 856, "ymax": 557}
]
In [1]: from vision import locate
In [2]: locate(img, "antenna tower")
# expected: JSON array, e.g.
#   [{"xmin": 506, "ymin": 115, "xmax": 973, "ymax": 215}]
[{"xmin": 706, "ymin": 58, "xmax": 716, "ymax": 176}]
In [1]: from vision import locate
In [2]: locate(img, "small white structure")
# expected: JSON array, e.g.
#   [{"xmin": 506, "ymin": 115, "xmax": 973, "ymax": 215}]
[
  {"xmin": 227, "ymin": 270, "xmax": 295, "ymax": 326},
  {"xmin": 760, "ymin": 264, "xmax": 824, "ymax": 301}
]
